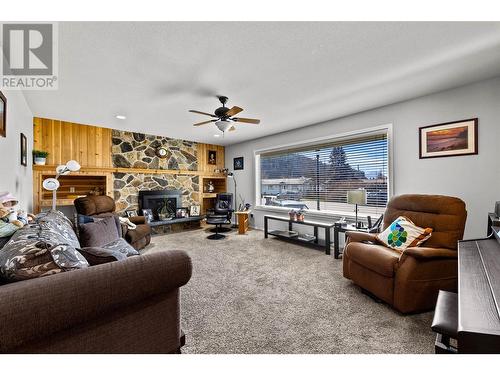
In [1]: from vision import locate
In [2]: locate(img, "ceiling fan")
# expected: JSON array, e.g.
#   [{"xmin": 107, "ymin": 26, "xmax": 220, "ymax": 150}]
[{"xmin": 189, "ymin": 96, "xmax": 260, "ymax": 134}]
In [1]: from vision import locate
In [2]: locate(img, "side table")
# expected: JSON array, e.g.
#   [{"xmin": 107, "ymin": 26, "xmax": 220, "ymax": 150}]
[
  {"xmin": 235, "ymin": 211, "xmax": 251, "ymax": 234},
  {"xmin": 333, "ymin": 223, "xmax": 369, "ymax": 259}
]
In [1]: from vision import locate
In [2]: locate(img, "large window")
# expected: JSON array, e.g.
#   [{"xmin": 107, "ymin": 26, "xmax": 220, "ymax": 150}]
[{"xmin": 257, "ymin": 128, "xmax": 390, "ymax": 216}]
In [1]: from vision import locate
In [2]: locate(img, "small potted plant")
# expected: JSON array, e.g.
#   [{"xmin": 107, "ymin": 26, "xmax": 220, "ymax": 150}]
[
  {"xmin": 33, "ymin": 150, "xmax": 49, "ymax": 165},
  {"xmin": 296, "ymin": 209, "xmax": 305, "ymax": 222},
  {"xmin": 288, "ymin": 209, "xmax": 297, "ymax": 221}
]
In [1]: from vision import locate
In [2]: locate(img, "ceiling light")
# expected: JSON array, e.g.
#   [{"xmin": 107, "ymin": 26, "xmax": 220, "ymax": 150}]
[
  {"xmin": 115, "ymin": 115, "xmax": 126, "ymax": 120},
  {"xmin": 215, "ymin": 120, "xmax": 232, "ymax": 133},
  {"xmin": 214, "ymin": 134, "xmax": 220, "ymax": 138}
]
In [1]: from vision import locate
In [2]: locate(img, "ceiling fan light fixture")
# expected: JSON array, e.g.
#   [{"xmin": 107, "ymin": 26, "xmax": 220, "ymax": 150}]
[{"xmin": 215, "ymin": 120, "xmax": 233, "ymax": 133}]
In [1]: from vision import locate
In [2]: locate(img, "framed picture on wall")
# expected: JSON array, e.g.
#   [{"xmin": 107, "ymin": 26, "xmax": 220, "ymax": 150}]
[
  {"xmin": 233, "ymin": 156, "xmax": 244, "ymax": 170},
  {"xmin": 419, "ymin": 118, "xmax": 478, "ymax": 159},
  {"xmin": 208, "ymin": 150, "xmax": 217, "ymax": 165},
  {"xmin": 0, "ymin": 91, "xmax": 6, "ymax": 137},
  {"xmin": 20, "ymin": 133, "xmax": 27, "ymax": 166}
]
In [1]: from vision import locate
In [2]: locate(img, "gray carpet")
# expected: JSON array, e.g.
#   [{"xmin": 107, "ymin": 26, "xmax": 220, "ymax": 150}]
[{"xmin": 145, "ymin": 228, "xmax": 434, "ymax": 354}]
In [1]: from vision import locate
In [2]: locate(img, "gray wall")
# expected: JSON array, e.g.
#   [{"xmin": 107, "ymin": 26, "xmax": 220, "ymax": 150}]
[
  {"xmin": 225, "ymin": 77, "xmax": 500, "ymax": 240},
  {"xmin": 0, "ymin": 88, "xmax": 34, "ymax": 213}
]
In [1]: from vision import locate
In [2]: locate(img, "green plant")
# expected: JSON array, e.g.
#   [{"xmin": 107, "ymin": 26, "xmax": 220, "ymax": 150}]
[{"xmin": 32, "ymin": 150, "xmax": 49, "ymax": 158}]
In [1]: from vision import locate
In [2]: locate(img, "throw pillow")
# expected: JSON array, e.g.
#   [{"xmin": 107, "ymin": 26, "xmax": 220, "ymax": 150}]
[
  {"xmin": 377, "ymin": 216, "xmax": 433, "ymax": 251},
  {"xmin": 0, "ymin": 215, "xmax": 89, "ymax": 282},
  {"xmin": 78, "ymin": 246, "xmax": 128, "ymax": 266},
  {"xmin": 101, "ymin": 237, "xmax": 140, "ymax": 257},
  {"xmin": 79, "ymin": 216, "xmax": 120, "ymax": 248}
]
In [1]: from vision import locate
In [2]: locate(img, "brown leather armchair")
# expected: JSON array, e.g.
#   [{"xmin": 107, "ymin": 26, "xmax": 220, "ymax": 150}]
[
  {"xmin": 343, "ymin": 194, "xmax": 467, "ymax": 314},
  {"xmin": 74, "ymin": 195, "xmax": 151, "ymax": 250}
]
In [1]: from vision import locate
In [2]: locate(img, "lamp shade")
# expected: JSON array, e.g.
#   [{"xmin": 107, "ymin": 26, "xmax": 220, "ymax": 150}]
[
  {"xmin": 215, "ymin": 120, "xmax": 232, "ymax": 133},
  {"xmin": 42, "ymin": 178, "xmax": 60, "ymax": 191},
  {"xmin": 347, "ymin": 189, "xmax": 366, "ymax": 205},
  {"xmin": 66, "ymin": 160, "xmax": 81, "ymax": 172}
]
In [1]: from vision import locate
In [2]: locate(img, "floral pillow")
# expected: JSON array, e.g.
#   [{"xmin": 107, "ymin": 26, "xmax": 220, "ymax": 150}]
[{"xmin": 377, "ymin": 216, "xmax": 433, "ymax": 251}]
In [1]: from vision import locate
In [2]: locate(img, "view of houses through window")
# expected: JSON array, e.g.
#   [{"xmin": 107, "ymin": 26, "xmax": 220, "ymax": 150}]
[{"xmin": 259, "ymin": 130, "xmax": 389, "ymax": 217}]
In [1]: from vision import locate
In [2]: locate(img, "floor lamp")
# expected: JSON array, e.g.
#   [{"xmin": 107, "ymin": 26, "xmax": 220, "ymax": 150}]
[
  {"xmin": 226, "ymin": 172, "xmax": 238, "ymax": 228},
  {"xmin": 42, "ymin": 160, "xmax": 81, "ymax": 211}
]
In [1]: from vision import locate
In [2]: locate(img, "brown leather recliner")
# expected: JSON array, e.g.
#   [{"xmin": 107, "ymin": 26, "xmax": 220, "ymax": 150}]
[
  {"xmin": 343, "ymin": 194, "xmax": 467, "ymax": 314},
  {"xmin": 74, "ymin": 195, "xmax": 151, "ymax": 250}
]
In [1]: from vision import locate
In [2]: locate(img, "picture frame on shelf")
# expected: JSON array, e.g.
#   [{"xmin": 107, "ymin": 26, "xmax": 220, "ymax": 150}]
[
  {"xmin": 208, "ymin": 150, "xmax": 217, "ymax": 165},
  {"xmin": 189, "ymin": 205, "xmax": 201, "ymax": 217},
  {"xmin": 176, "ymin": 207, "xmax": 189, "ymax": 218},
  {"xmin": 0, "ymin": 91, "xmax": 6, "ymax": 137},
  {"xmin": 20, "ymin": 133, "xmax": 27, "ymax": 166},
  {"xmin": 142, "ymin": 208, "xmax": 154, "ymax": 223},
  {"xmin": 419, "ymin": 118, "xmax": 478, "ymax": 159},
  {"xmin": 233, "ymin": 156, "xmax": 244, "ymax": 170},
  {"xmin": 125, "ymin": 210, "xmax": 137, "ymax": 217}
]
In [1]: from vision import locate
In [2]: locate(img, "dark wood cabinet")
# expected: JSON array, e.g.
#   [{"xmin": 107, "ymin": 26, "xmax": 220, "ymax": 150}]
[{"xmin": 457, "ymin": 230, "xmax": 500, "ymax": 353}]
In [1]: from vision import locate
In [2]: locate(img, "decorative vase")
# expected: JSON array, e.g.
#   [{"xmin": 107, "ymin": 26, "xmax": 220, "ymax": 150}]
[{"xmin": 34, "ymin": 157, "xmax": 46, "ymax": 165}]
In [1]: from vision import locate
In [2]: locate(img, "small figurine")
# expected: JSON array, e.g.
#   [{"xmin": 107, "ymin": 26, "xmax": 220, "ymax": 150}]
[{"xmin": 207, "ymin": 181, "xmax": 215, "ymax": 193}]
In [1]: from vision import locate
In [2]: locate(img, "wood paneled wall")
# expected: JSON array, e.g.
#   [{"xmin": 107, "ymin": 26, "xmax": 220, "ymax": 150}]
[
  {"xmin": 33, "ymin": 117, "xmax": 112, "ymax": 168},
  {"xmin": 197, "ymin": 143, "xmax": 225, "ymax": 173}
]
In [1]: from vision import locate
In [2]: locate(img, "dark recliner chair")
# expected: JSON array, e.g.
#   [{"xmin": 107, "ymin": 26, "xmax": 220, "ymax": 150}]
[
  {"xmin": 74, "ymin": 195, "xmax": 151, "ymax": 250},
  {"xmin": 206, "ymin": 193, "xmax": 233, "ymax": 231}
]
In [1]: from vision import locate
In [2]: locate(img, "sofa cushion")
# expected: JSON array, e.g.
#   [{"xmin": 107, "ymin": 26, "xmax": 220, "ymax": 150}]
[
  {"xmin": 345, "ymin": 241, "xmax": 400, "ymax": 277},
  {"xmin": 79, "ymin": 216, "xmax": 120, "ymax": 248},
  {"xmin": 78, "ymin": 245, "xmax": 128, "ymax": 265},
  {"xmin": 377, "ymin": 216, "xmax": 433, "ymax": 251},
  {"xmin": 0, "ymin": 211, "xmax": 89, "ymax": 282}
]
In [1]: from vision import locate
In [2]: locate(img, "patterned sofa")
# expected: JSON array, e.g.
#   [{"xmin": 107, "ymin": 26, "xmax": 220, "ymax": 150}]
[{"xmin": 0, "ymin": 211, "xmax": 191, "ymax": 353}]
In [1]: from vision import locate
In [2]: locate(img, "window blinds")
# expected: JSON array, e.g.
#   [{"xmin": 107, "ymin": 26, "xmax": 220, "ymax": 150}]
[{"xmin": 259, "ymin": 131, "xmax": 389, "ymax": 214}]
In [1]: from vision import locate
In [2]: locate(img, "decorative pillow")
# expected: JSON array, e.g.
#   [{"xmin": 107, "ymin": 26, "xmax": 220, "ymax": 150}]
[
  {"xmin": 377, "ymin": 216, "xmax": 433, "ymax": 251},
  {"xmin": 78, "ymin": 246, "xmax": 128, "ymax": 266},
  {"xmin": 79, "ymin": 216, "xmax": 120, "ymax": 248},
  {"xmin": 101, "ymin": 237, "xmax": 139, "ymax": 257}
]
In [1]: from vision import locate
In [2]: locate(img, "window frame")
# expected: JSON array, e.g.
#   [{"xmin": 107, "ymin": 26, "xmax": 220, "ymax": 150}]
[{"xmin": 254, "ymin": 123, "xmax": 394, "ymax": 220}]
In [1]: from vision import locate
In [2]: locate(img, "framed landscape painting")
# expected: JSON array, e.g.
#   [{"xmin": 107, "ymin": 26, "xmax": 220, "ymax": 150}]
[{"xmin": 419, "ymin": 118, "xmax": 478, "ymax": 159}]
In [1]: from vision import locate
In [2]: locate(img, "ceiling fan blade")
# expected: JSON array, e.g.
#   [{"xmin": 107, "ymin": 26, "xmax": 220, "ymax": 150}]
[
  {"xmin": 189, "ymin": 110, "xmax": 218, "ymax": 118},
  {"xmin": 228, "ymin": 126, "xmax": 236, "ymax": 132},
  {"xmin": 225, "ymin": 106, "xmax": 243, "ymax": 117},
  {"xmin": 193, "ymin": 119, "xmax": 216, "ymax": 126},
  {"xmin": 233, "ymin": 117, "xmax": 260, "ymax": 124}
]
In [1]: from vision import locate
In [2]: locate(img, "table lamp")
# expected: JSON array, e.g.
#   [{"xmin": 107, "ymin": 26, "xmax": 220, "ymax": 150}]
[
  {"xmin": 42, "ymin": 160, "xmax": 81, "ymax": 211},
  {"xmin": 347, "ymin": 189, "xmax": 366, "ymax": 229}
]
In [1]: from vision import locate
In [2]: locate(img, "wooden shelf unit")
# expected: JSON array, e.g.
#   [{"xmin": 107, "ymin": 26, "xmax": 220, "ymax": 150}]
[
  {"xmin": 33, "ymin": 167, "xmax": 113, "ymax": 213},
  {"xmin": 201, "ymin": 176, "xmax": 227, "ymax": 215}
]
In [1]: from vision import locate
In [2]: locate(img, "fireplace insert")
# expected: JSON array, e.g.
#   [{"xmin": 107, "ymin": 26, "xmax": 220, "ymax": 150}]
[{"xmin": 138, "ymin": 190, "xmax": 182, "ymax": 221}]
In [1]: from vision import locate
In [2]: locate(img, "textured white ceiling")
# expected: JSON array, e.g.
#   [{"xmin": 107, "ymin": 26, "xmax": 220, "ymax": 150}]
[{"xmin": 23, "ymin": 22, "xmax": 500, "ymax": 145}]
